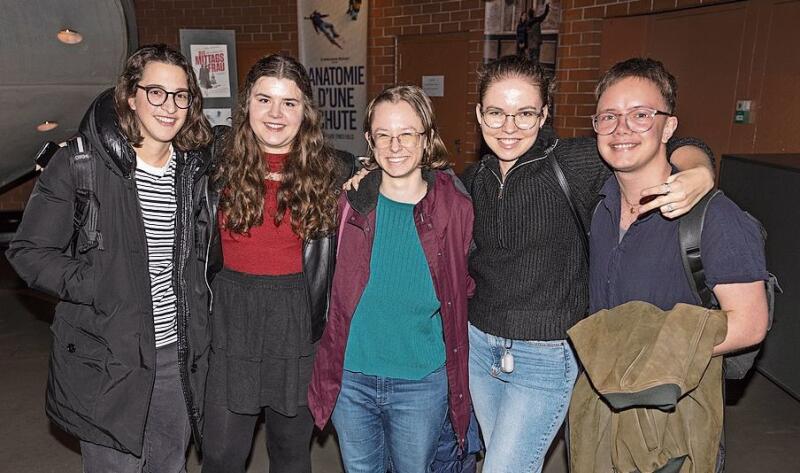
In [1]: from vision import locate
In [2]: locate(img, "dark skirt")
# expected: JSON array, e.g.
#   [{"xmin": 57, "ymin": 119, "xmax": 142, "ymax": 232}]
[{"xmin": 206, "ymin": 268, "xmax": 316, "ymax": 416}]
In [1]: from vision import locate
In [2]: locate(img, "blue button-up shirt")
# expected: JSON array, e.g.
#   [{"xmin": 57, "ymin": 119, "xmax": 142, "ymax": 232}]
[{"xmin": 589, "ymin": 174, "xmax": 768, "ymax": 314}]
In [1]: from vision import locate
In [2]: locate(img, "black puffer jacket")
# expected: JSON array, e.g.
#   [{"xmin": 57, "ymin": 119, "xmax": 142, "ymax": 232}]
[{"xmin": 6, "ymin": 89, "xmax": 216, "ymax": 455}]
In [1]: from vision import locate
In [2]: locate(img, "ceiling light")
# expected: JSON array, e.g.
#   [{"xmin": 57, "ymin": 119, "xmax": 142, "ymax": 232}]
[
  {"xmin": 37, "ymin": 121, "xmax": 59, "ymax": 132},
  {"xmin": 57, "ymin": 28, "xmax": 83, "ymax": 44}
]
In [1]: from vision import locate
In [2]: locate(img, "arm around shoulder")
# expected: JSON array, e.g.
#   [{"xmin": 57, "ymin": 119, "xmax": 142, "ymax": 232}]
[{"xmin": 6, "ymin": 147, "xmax": 96, "ymax": 305}]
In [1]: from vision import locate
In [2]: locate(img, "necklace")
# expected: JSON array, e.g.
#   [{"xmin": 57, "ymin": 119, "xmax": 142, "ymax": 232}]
[
  {"xmin": 620, "ymin": 189, "xmax": 641, "ymax": 215},
  {"xmin": 264, "ymin": 172, "xmax": 282, "ymax": 182}
]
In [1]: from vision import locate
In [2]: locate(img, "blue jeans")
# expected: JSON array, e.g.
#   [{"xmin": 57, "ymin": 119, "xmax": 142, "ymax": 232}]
[
  {"xmin": 468, "ymin": 324, "xmax": 578, "ymax": 473},
  {"xmin": 331, "ymin": 367, "xmax": 449, "ymax": 473}
]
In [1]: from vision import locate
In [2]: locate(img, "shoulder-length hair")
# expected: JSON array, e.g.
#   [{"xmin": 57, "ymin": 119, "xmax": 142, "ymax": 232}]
[
  {"xmin": 114, "ymin": 43, "xmax": 212, "ymax": 150},
  {"xmin": 216, "ymin": 54, "xmax": 338, "ymax": 239},
  {"xmin": 362, "ymin": 85, "xmax": 449, "ymax": 171}
]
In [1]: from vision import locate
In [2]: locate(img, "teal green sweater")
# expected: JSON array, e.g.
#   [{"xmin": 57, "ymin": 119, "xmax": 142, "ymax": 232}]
[{"xmin": 344, "ymin": 194, "xmax": 445, "ymax": 380}]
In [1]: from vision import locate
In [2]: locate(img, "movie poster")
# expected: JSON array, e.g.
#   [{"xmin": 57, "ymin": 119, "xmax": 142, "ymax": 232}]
[
  {"xmin": 190, "ymin": 44, "xmax": 231, "ymax": 98},
  {"xmin": 298, "ymin": 0, "xmax": 368, "ymax": 156}
]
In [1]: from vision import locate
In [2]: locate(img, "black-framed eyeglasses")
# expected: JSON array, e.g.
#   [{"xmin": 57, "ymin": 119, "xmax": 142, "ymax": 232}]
[
  {"xmin": 480, "ymin": 108, "xmax": 543, "ymax": 130},
  {"xmin": 369, "ymin": 131, "xmax": 425, "ymax": 149},
  {"xmin": 591, "ymin": 107, "xmax": 672, "ymax": 135},
  {"xmin": 136, "ymin": 85, "xmax": 193, "ymax": 109}
]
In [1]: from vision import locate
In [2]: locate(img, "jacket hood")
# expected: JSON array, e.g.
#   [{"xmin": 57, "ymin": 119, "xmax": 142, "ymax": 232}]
[
  {"xmin": 346, "ymin": 168, "xmax": 438, "ymax": 215},
  {"xmin": 78, "ymin": 88, "xmax": 214, "ymax": 179},
  {"xmin": 79, "ymin": 88, "xmax": 137, "ymax": 177}
]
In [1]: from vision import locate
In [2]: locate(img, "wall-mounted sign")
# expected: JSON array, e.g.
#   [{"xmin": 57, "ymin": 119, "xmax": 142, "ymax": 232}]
[
  {"xmin": 422, "ymin": 75, "xmax": 445, "ymax": 97},
  {"xmin": 734, "ymin": 99, "xmax": 753, "ymax": 124},
  {"xmin": 179, "ymin": 29, "xmax": 238, "ymax": 113}
]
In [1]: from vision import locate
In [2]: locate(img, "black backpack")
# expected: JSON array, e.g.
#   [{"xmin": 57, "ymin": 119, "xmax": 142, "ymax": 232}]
[
  {"xmin": 35, "ymin": 136, "xmax": 103, "ymax": 257},
  {"xmin": 678, "ymin": 189, "xmax": 781, "ymax": 380}
]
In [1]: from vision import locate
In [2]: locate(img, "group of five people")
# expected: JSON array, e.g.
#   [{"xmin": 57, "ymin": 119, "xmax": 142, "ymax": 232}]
[{"xmin": 7, "ymin": 42, "xmax": 768, "ymax": 473}]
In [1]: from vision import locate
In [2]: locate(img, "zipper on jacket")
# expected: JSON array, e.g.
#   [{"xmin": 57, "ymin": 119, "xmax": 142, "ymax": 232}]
[
  {"xmin": 173, "ymin": 159, "xmax": 201, "ymax": 444},
  {"xmin": 486, "ymin": 152, "xmax": 550, "ymax": 248},
  {"xmin": 203, "ymin": 182, "xmax": 215, "ymax": 313}
]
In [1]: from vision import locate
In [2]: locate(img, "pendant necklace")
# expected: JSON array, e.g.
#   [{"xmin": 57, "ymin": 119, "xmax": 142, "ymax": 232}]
[{"xmin": 620, "ymin": 190, "xmax": 641, "ymax": 215}]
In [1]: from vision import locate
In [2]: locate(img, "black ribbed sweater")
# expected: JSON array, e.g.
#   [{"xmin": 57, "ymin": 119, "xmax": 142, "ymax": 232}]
[{"xmin": 462, "ymin": 127, "xmax": 710, "ymax": 340}]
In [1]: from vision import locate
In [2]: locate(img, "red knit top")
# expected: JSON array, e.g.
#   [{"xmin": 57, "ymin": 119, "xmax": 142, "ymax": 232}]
[{"xmin": 220, "ymin": 153, "xmax": 303, "ymax": 275}]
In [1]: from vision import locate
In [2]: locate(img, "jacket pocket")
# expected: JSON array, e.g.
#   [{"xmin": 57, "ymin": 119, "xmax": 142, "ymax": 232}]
[{"xmin": 49, "ymin": 316, "xmax": 110, "ymax": 418}]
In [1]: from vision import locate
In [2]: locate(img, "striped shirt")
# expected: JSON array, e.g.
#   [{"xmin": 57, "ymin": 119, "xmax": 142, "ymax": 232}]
[{"xmin": 135, "ymin": 150, "xmax": 178, "ymax": 348}]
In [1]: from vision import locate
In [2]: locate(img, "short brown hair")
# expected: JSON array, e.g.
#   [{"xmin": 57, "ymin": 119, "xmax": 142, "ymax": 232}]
[
  {"xmin": 478, "ymin": 55, "xmax": 554, "ymax": 109},
  {"xmin": 114, "ymin": 43, "xmax": 212, "ymax": 150},
  {"xmin": 363, "ymin": 85, "xmax": 449, "ymax": 170},
  {"xmin": 595, "ymin": 57, "xmax": 678, "ymax": 113}
]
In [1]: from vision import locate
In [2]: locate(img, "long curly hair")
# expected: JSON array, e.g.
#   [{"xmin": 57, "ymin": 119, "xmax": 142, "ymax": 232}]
[{"xmin": 216, "ymin": 54, "xmax": 338, "ymax": 239}]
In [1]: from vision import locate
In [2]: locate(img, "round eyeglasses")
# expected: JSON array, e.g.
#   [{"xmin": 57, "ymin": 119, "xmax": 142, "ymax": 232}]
[
  {"xmin": 592, "ymin": 107, "xmax": 672, "ymax": 135},
  {"xmin": 136, "ymin": 85, "xmax": 193, "ymax": 110},
  {"xmin": 370, "ymin": 131, "xmax": 425, "ymax": 149},
  {"xmin": 480, "ymin": 108, "xmax": 543, "ymax": 130}
]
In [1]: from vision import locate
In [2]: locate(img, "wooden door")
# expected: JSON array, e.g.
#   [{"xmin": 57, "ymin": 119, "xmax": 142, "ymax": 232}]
[
  {"xmin": 750, "ymin": 0, "xmax": 800, "ymax": 153},
  {"xmin": 598, "ymin": 0, "xmax": 800, "ymax": 160},
  {"xmin": 396, "ymin": 32, "xmax": 471, "ymax": 172},
  {"xmin": 646, "ymin": 3, "xmax": 748, "ymax": 170}
]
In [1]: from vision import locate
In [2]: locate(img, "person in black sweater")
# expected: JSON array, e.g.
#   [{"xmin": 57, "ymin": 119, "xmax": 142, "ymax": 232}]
[{"xmin": 462, "ymin": 55, "xmax": 715, "ymax": 472}]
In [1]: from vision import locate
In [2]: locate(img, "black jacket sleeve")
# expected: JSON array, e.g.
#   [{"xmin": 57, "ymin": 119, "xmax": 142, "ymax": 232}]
[{"xmin": 5, "ymin": 147, "xmax": 96, "ymax": 305}]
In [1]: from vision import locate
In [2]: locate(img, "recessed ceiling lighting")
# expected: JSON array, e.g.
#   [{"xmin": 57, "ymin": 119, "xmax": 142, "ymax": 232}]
[
  {"xmin": 37, "ymin": 121, "xmax": 59, "ymax": 132},
  {"xmin": 57, "ymin": 28, "xmax": 83, "ymax": 45}
]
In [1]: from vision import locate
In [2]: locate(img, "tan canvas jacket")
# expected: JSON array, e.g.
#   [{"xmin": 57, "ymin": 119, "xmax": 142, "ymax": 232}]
[{"xmin": 567, "ymin": 301, "xmax": 727, "ymax": 473}]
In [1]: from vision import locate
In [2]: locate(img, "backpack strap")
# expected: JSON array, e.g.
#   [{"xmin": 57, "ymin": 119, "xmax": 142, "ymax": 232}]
[
  {"xmin": 549, "ymin": 151, "xmax": 589, "ymax": 264},
  {"xmin": 678, "ymin": 189, "xmax": 722, "ymax": 308},
  {"xmin": 65, "ymin": 136, "xmax": 103, "ymax": 256}
]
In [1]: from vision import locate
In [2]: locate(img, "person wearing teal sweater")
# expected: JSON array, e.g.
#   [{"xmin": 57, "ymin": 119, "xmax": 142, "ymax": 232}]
[{"xmin": 309, "ymin": 85, "xmax": 475, "ymax": 473}]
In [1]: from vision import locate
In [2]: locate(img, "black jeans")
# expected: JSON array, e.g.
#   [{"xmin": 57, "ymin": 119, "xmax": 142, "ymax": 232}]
[
  {"xmin": 80, "ymin": 343, "xmax": 191, "ymax": 473},
  {"xmin": 201, "ymin": 404, "xmax": 314, "ymax": 473}
]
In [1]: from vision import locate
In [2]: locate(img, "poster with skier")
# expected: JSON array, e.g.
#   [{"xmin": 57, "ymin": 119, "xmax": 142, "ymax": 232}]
[{"xmin": 298, "ymin": 0, "xmax": 368, "ymax": 156}]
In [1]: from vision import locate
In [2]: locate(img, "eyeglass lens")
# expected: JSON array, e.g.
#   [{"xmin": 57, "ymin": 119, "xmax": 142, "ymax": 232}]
[
  {"xmin": 482, "ymin": 110, "xmax": 540, "ymax": 129},
  {"xmin": 141, "ymin": 86, "xmax": 192, "ymax": 109},
  {"xmin": 373, "ymin": 133, "xmax": 422, "ymax": 149},
  {"xmin": 594, "ymin": 108, "xmax": 661, "ymax": 135}
]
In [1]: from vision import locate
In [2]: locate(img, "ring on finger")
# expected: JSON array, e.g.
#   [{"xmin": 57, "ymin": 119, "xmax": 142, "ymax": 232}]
[
  {"xmin": 665, "ymin": 203, "xmax": 675, "ymax": 212},
  {"xmin": 664, "ymin": 182, "xmax": 671, "ymax": 194}
]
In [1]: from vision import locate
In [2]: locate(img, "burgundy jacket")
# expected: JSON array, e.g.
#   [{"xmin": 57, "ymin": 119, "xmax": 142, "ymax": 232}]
[{"xmin": 308, "ymin": 169, "xmax": 475, "ymax": 447}]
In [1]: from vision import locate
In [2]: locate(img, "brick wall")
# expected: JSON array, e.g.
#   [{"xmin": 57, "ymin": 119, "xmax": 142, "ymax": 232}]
[
  {"xmin": 368, "ymin": 0, "xmax": 485, "ymax": 163},
  {"xmin": 136, "ymin": 0, "xmax": 486, "ymax": 162},
  {"xmin": 554, "ymin": 0, "xmax": 733, "ymax": 137},
  {"xmin": 135, "ymin": 0, "xmax": 298, "ymax": 55}
]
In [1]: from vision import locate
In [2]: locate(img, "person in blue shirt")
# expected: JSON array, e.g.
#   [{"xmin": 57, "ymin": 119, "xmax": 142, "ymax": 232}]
[{"xmin": 589, "ymin": 57, "xmax": 769, "ymax": 359}]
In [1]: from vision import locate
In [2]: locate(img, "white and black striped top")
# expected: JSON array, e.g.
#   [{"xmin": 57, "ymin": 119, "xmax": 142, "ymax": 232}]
[{"xmin": 135, "ymin": 150, "xmax": 178, "ymax": 348}]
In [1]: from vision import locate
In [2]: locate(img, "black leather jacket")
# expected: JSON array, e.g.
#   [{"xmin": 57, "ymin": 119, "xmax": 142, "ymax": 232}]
[
  {"xmin": 207, "ymin": 127, "xmax": 356, "ymax": 342},
  {"xmin": 7, "ymin": 89, "xmax": 215, "ymax": 455}
]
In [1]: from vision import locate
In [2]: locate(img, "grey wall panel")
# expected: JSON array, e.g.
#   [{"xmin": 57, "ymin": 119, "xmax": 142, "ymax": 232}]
[
  {"xmin": 719, "ymin": 154, "xmax": 800, "ymax": 400},
  {"xmin": 0, "ymin": 0, "xmax": 134, "ymax": 187}
]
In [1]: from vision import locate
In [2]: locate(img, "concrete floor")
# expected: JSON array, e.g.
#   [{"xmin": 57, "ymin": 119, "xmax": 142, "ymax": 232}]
[{"xmin": 1, "ymin": 256, "xmax": 798, "ymax": 472}]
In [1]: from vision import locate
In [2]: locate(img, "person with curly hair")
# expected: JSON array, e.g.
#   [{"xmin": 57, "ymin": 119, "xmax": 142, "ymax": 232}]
[{"xmin": 201, "ymin": 54, "xmax": 353, "ymax": 473}]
